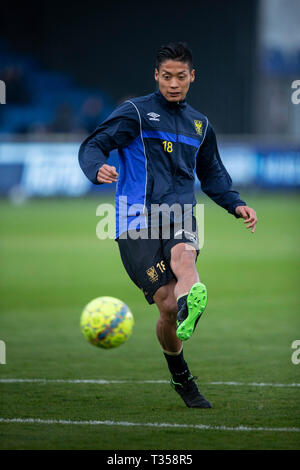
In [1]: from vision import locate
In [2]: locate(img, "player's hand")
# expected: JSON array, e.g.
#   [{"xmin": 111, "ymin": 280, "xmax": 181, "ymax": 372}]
[
  {"xmin": 235, "ymin": 206, "xmax": 257, "ymax": 233},
  {"xmin": 97, "ymin": 164, "xmax": 118, "ymax": 184}
]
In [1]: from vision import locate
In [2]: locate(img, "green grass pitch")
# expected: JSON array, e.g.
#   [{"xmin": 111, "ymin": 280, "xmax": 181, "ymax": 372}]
[{"xmin": 0, "ymin": 192, "xmax": 299, "ymax": 450}]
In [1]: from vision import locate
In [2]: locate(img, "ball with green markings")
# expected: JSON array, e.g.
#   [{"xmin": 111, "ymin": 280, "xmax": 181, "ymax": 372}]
[{"xmin": 80, "ymin": 296, "xmax": 134, "ymax": 349}]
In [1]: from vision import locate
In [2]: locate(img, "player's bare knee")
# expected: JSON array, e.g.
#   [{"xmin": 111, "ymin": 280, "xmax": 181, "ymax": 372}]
[
  {"xmin": 163, "ymin": 297, "xmax": 177, "ymax": 317},
  {"xmin": 159, "ymin": 295, "xmax": 177, "ymax": 317},
  {"xmin": 154, "ymin": 288, "xmax": 177, "ymax": 318},
  {"xmin": 171, "ymin": 247, "xmax": 196, "ymax": 276},
  {"xmin": 158, "ymin": 310, "xmax": 177, "ymax": 331}
]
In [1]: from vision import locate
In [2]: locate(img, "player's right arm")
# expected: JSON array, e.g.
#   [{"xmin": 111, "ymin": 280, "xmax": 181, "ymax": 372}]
[
  {"xmin": 96, "ymin": 163, "xmax": 119, "ymax": 184},
  {"xmin": 78, "ymin": 101, "xmax": 140, "ymax": 184}
]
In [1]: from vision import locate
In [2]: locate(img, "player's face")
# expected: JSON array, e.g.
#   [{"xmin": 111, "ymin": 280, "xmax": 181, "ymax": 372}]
[{"xmin": 155, "ymin": 60, "xmax": 195, "ymax": 102}]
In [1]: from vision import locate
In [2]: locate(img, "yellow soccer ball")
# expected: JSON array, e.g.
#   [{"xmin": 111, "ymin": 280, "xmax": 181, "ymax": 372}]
[{"xmin": 80, "ymin": 297, "xmax": 134, "ymax": 349}]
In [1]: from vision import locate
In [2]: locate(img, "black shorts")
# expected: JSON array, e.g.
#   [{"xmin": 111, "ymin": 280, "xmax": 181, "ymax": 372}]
[{"xmin": 117, "ymin": 217, "xmax": 199, "ymax": 305}]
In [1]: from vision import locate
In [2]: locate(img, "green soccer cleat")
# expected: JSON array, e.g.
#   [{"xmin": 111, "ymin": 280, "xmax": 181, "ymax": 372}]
[{"xmin": 176, "ymin": 282, "xmax": 207, "ymax": 341}]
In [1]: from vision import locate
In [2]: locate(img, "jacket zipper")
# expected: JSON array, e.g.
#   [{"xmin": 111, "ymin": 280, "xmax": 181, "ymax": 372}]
[{"xmin": 173, "ymin": 109, "xmax": 179, "ymax": 200}]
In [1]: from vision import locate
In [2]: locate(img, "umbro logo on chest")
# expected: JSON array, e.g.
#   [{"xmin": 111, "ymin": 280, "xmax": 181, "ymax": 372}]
[{"xmin": 147, "ymin": 112, "xmax": 160, "ymax": 121}]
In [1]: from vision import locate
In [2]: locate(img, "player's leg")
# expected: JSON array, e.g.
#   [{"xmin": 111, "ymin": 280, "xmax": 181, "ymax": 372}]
[
  {"xmin": 153, "ymin": 280, "xmax": 212, "ymax": 408},
  {"xmin": 170, "ymin": 242, "xmax": 199, "ymax": 300},
  {"xmin": 154, "ymin": 279, "xmax": 180, "ymax": 353},
  {"xmin": 117, "ymin": 230, "xmax": 211, "ymax": 407},
  {"xmin": 162, "ymin": 215, "xmax": 208, "ymax": 341},
  {"xmin": 153, "ymin": 280, "xmax": 190, "ymax": 384},
  {"xmin": 169, "ymin": 243, "xmax": 208, "ymax": 342}
]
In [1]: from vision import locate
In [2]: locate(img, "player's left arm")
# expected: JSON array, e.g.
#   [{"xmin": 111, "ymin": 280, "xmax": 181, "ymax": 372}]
[
  {"xmin": 234, "ymin": 205, "xmax": 257, "ymax": 233},
  {"xmin": 196, "ymin": 122, "xmax": 258, "ymax": 233}
]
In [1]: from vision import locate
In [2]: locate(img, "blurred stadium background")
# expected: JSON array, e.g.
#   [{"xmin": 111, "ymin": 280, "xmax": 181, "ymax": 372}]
[
  {"xmin": 0, "ymin": 0, "xmax": 299, "ymax": 196},
  {"xmin": 0, "ymin": 0, "xmax": 299, "ymax": 451}
]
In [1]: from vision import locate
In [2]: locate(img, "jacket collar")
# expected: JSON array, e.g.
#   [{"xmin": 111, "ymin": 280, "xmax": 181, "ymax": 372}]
[{"xmin": 154, "ymin": 89, "xmax": 187, "ymax": 111}]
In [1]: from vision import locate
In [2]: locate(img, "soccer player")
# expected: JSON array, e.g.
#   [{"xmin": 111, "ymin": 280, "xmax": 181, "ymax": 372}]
[{"xmin": 78, "ymin": 42, "xmax": 257, "ymax": 408}]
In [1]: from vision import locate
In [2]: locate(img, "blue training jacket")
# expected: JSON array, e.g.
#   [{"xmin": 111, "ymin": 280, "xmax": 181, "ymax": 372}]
[{"xmin": 78, "ymin": 90, "xmax": 246, "ymax": 238}]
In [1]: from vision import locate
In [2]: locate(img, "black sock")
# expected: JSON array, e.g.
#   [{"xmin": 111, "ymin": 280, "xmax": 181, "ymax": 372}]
[
  {"xmin": 164, "ymin": 349, "xmax": 190, "ymax": 384},
  {"xmin": 177, "ymin": 294, "xmax": 188, "ymax": 312}
]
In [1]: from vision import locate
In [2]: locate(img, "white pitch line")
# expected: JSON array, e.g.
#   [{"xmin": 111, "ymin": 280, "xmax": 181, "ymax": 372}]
[
  {"xmin": 210, "ymin": 381, "xmax": 300, "ymax": 388},
  {"xmin": 0, "ymin": 379, "xmax": 168, "ymax": 384},
  {"xmin": 0, "ymin": 417, "xmax": 299, "ymax": 433},
  {"xmin": 0, "ymin": 379, "xmax": 299, "ymax": 387}
]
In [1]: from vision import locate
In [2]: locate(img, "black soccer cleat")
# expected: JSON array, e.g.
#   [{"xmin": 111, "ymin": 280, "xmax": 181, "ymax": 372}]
[{"xmin": 171, "ymin": 375, "xmax": 212, "ymax": 408}]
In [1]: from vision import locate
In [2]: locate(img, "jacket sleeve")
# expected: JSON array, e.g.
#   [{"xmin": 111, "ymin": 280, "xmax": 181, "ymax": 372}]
[
  {"xmin": 196, "ymin": 121, "xmax": 246, "ymax": 217},
  {"xmin": 78, "ymin": 101, "xmax": 140, "ymax": 184}
]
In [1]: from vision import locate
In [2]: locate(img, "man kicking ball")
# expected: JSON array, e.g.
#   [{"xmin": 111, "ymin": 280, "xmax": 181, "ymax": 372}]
[{"xmin": 79, "ymin": 42, "xmax": 257, "ymax": 408}]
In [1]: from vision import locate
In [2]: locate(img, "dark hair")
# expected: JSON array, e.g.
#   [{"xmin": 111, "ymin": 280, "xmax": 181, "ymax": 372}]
[{"xmin": 156, "ymin": 42, "xmax": 193, "ymax": 70}]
